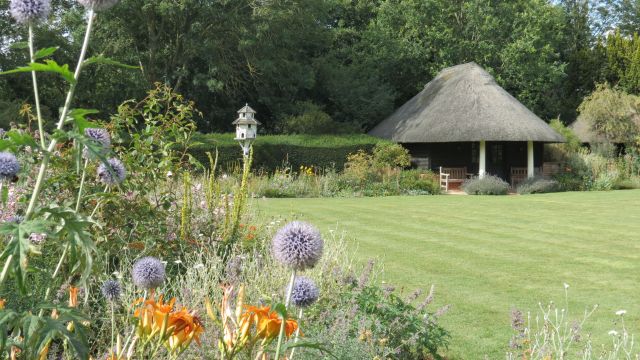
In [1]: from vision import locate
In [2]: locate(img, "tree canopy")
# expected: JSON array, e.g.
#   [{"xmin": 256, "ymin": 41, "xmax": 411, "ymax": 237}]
[{"xmin": 1, "ymin": 0, "xmax": 640, "ymax": 133}]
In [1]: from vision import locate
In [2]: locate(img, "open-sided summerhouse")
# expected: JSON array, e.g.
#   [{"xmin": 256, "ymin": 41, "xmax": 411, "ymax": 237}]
[{"xmin": 369, "ymin": 62, "xmax": 565, "ymax": 188}]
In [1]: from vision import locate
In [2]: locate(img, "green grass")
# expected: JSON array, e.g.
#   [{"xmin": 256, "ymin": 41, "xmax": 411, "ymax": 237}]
[{"xmin": 252, "ymin": 190, "xmax": 640, "ymax": 358}]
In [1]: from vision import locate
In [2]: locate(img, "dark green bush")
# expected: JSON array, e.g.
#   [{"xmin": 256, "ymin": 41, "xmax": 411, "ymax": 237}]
[
  {"xmin": 188, "ymin": 133, "xmax": 389, "ymax": 172},
  {"xmin": 399, "ymin": 170, "xmax": 441, "ymax": 194},
  {"xmin": 462, "ymin": 175, "xmax": 509, "ymax": 195},
  {"xmin": 517, "ymin": 177, "xmax": 561, "ymax": 194}
]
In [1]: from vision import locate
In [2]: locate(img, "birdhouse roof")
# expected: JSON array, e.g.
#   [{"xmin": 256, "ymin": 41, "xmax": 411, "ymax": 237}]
[
  {"xmin": 237, "ymin": 104, "xmax": 257, "ymax": 114},
  {"xmin": 232, "ymin": 117, "xmax": 261, "ymax": 125}
]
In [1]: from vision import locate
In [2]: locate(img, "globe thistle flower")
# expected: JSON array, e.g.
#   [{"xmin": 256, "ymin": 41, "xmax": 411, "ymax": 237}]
[
  {"xmin": 9, "ymin": 0, "xmax": 51, "ymax": 24},
  {"xmin": 83, "ymin": 127, "xmax": 111, "ymax": 159},
  {"xmin": 97, "ymin": 157, "xmax": 126, "ymax": 185},
  {"xmin": 0, "ymin": 152, "xmax": 20, "ymax": 181},
  {"xmin": 272, "ymin": 221, "xmax": 323, "ymax": 271},
  {"xmin": 6, "ymin": 215, "xmax": 23, "ymax": 224},
  {"xmin": 131, "ymin": 256, "xmax": 165, "ymax": 290},
  {"xmin": 101, "ymin": 279, "xmax": 121, "ymax": 301},
  {"xmin": 290, "ymin": 276, "xmax": 319, "ymax": 308},
  {"xmin": 77, "ymin": 0, "xmax": 118, "ymax": 11}
]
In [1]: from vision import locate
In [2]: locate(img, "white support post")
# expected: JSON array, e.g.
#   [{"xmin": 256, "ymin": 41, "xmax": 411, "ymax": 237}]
[
  {"xmin": 527, "ymin": 140, "xmax": 534, "ymax": 178},
  {"xmin": 479, "ymin": 140, "xmax": 486, "ymax": 179}
]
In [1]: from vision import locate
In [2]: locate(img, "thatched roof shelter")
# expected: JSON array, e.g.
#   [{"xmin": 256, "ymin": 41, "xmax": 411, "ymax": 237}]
[
  {"xmin": 570, "ymin": 115, "xmax": 640, "ymax": 144},
  {"xmin": 369, "ymin": 62, "xmax": 564, "ymax": 143}
]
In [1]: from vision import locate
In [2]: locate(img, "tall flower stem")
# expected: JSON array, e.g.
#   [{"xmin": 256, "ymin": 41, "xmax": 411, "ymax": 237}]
[
  {"xmin": 90, "ymin": 185, "xmax": 110, "ymax": 218},
  {"xmin": 288, "ymin": 309, "xmax": 304, "ymax": 360},
  {"xmin": 24, "ymin": 9, "xmax": 95, "ymax": 220},
  {"xmin": 274, "ymin": 270, "xmax": 296, "ymax": 359},
  {"xmin": 75, "ymin": 158, "xmax": 89, "ymax": 212},
  {"xmin": 110, "ymin": 302, "xmax": 115, "ymax": 355},
  {"xmin": 28, "ymin": 23, "xmax": 46, "ymax": 149}
]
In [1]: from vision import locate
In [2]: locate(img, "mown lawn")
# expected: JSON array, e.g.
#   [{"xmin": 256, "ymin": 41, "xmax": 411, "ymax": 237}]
[{"xmin": 253, "ymin": 190, "xmax": 640, "ymax": 359}]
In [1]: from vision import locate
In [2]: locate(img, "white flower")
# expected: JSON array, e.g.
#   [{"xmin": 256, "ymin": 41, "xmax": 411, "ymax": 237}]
[
  {"xmin": 616, "ymin": 310, "xmax": 627, "ymax": 316},
  {"xmin": 563, "ymin": 282, "xmax": 569, "ymax": 289},
  {"xmin": 166, "ymin": 171, "xmax": 173, "ymax": 178},
  {"xmin": 193, "ymin": 263, "xmax": 204, "ymax": 269},
  {"xmin": 609, "ymin": 330, "xmax": 619, "ymax": 336},
  {"xmin": 173, "ymin": 260, "xmax": 182, "ymax": 264}
]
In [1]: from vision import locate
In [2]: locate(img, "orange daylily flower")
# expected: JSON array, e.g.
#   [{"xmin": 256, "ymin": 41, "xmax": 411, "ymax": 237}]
[
  {"xmin": 241, "ymin": 305, "xmax": 299, "ymax": 341},
  {"xmin": 132, "ymin": 295, "xmax": 204, "ymax": 353},
  {"xmin": 68, "ymin": 286, "xmax": 79, "ymax": 308},
  {"xmin": 0, "ymin": 298, "xmax": 6, "ymax": 310}
]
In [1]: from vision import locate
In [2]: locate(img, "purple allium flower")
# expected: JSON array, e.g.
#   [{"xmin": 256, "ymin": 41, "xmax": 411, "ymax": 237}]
[
  {"xmin": 131, "ymin": 256, "xmax": 165, "ymax": 290},
  {"xmin": 290, "ymin": 276, "xmax": 319, "ymax": 308},
  {"xmin": 101, "ymin": 279, "xmax": 121, "ymax": 301},
  {"xmin": 77, "ymin": 0, "xmax": 118, "ymax": 11},
  {"xmin": 0, "ymin": 152, "xmax": 20, "ymax": 180},
  {"xmin": 83, "ymin": 127, "xmax": 111, "ymax": 159},
  {"xmin": 97, "ymin": 157, "xmax": 126, "ymax": 185},
  {"xmin": 9, "ymin": 0, "xmax": 50, "ymax": 24},
  {"xmin": 272, "ymin": 221, "xmax": 323, "ymax": 271}
]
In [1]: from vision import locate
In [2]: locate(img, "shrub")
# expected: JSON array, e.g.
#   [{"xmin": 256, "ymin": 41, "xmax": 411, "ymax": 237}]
[
  {"xmin": 462, "ymin": 175, "xmax": 509, "ymax": 195},
  {"xmin": 279, "ymin": 101, "xmax": 356, "ymax": 134},
  {"xmin": 399, "ymin": 170, "xmax": 441, "ymax": 194},
  {"xmin": 188, "ymin": 133, "xmax": 388, "ymax": 172},
  {"xmin": 372, "ymin": 143, "xmax": 411, "ymax": 168},
  {"xmin": 517, "ymin": 177, "xmax": 561, "ymax": 194}
]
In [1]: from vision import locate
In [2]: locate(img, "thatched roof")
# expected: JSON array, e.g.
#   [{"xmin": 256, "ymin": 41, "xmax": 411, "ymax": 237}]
[
  {"xmin": 570, "ymin": 115, "xmax": 640, "ymax": 143},
  {"xmin": 369, "ymin": 62, "xmax": 565, "ymax": 143},
  {"xmin": 569, "ymin": 116, "xmax": 607, "ymax": 143}
]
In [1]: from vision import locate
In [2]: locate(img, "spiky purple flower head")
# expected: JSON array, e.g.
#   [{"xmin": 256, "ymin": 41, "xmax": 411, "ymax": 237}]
[
  {"xmin": 10, "ymin": 0, "xmax": 51, "ymax": 24},
  {"xmin": 77, "ymin": 0, "xmax": 118, "ymax": 11},
  {"xmin": 290, "ymin": 276, "xmax": 319, "ymax": 308},
  {"xmin": 101, "ymin": 279, "xmax": 121, "ymax": 301},
  {"xmin": 0, "ymin": 152, "xmax": 20, "ymax": 180},
  {"xmin": 97, "ymin": 157, "xmax": 126, "ymax": 185},
  {"xmin": 83, "ymin": 128, "xmax": 111, "ymax": 159},
  {"xmin": 272, "ymin": 221, "xmax": 323, "ymax": 271},
  {"xmin": 131, "ymin": 256, "xmax": 165, "ymax": 290}
]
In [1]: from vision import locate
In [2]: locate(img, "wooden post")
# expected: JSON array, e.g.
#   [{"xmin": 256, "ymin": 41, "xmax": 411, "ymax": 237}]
[
  {"xmin": 527, "ymin": 140, "xmax": 534, "ymax": 178},
  {"xmin": 479, "ymin": 140, "xmax": 486, "ymax": 179}
]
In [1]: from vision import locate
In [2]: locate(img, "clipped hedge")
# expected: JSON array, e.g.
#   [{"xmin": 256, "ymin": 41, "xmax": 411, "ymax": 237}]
[{"xmin": 188, "ymin": 133, "xmax": 391, "ymax": 172}]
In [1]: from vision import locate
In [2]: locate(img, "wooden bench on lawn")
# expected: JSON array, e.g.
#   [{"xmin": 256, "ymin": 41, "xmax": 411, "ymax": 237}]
[{"xmin": 439, "ymin": 167, "xmax": 468, "ymax": 191}]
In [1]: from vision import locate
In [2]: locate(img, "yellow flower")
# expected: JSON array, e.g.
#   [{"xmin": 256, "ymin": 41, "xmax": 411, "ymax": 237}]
[{"xmin": 0, "ymin": 298, "xmax": 6, "ymax": 309}]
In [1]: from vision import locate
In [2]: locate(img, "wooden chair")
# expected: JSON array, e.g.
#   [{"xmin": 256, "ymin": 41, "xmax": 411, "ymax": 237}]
[
  {"xmin": 439, "ymin": 167, "xmax": 468, "ymax": 191},
  {"xmin": 510, "ymin": 167, "xmax": 527, "ymax": 188}
]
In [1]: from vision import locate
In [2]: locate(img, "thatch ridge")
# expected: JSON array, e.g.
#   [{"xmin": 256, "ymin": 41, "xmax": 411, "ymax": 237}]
[{"xmin": 369, "ymin": 62, "xmax": 565, "ymax": 143}]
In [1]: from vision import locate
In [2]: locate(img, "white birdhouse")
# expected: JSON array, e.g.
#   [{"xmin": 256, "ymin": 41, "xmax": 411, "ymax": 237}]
[{"xmin": 233, "ymin": 103, "xmax": 260, "ymax": 156}]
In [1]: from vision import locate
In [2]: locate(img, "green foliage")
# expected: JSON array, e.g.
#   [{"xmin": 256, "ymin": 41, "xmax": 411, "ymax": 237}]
[
  {"xmin": 0, "ymin": 305, "xmax": 91, "ymax": 359},
  {"xmin": 399, "ymin": 170, "xmax": 441, "ymax": 195},
  {"xmin": 279, "ymin": 101, "xmax": 355, "ymax": 135},
  {"xmin": 352, "ymin": 285, "xmax": 450, "ymax": 359},
  {"xmin": 578, "ymin": 84, "xmax": 640, "ymax": 143},
  {"xmin": 189, "ymin": 133, "xmax": 388, "ymax": 173},
  {"xmin": 550, "ymin": 118, "xmax": 582, "ymax": 152},
  {"xmin": 462, "ymin": 175, "xmax": 510, "ymax": 195},
  {"xmin": 517, "ymin": 177, "xmax": 561, "ymax": 194},
  {"xmin": 372, "ymin": 143, "xmax": 411, "ymax": 168}
]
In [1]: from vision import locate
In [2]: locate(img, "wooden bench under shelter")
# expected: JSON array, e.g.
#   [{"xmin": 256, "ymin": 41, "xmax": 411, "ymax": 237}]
[
  {"xmin": 439, "ymin": 167, "xmax": 468, "ymax": 191},
  {"xmin": 511, "ymin": 162, "xmax": 561, "ymax": 187}
]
